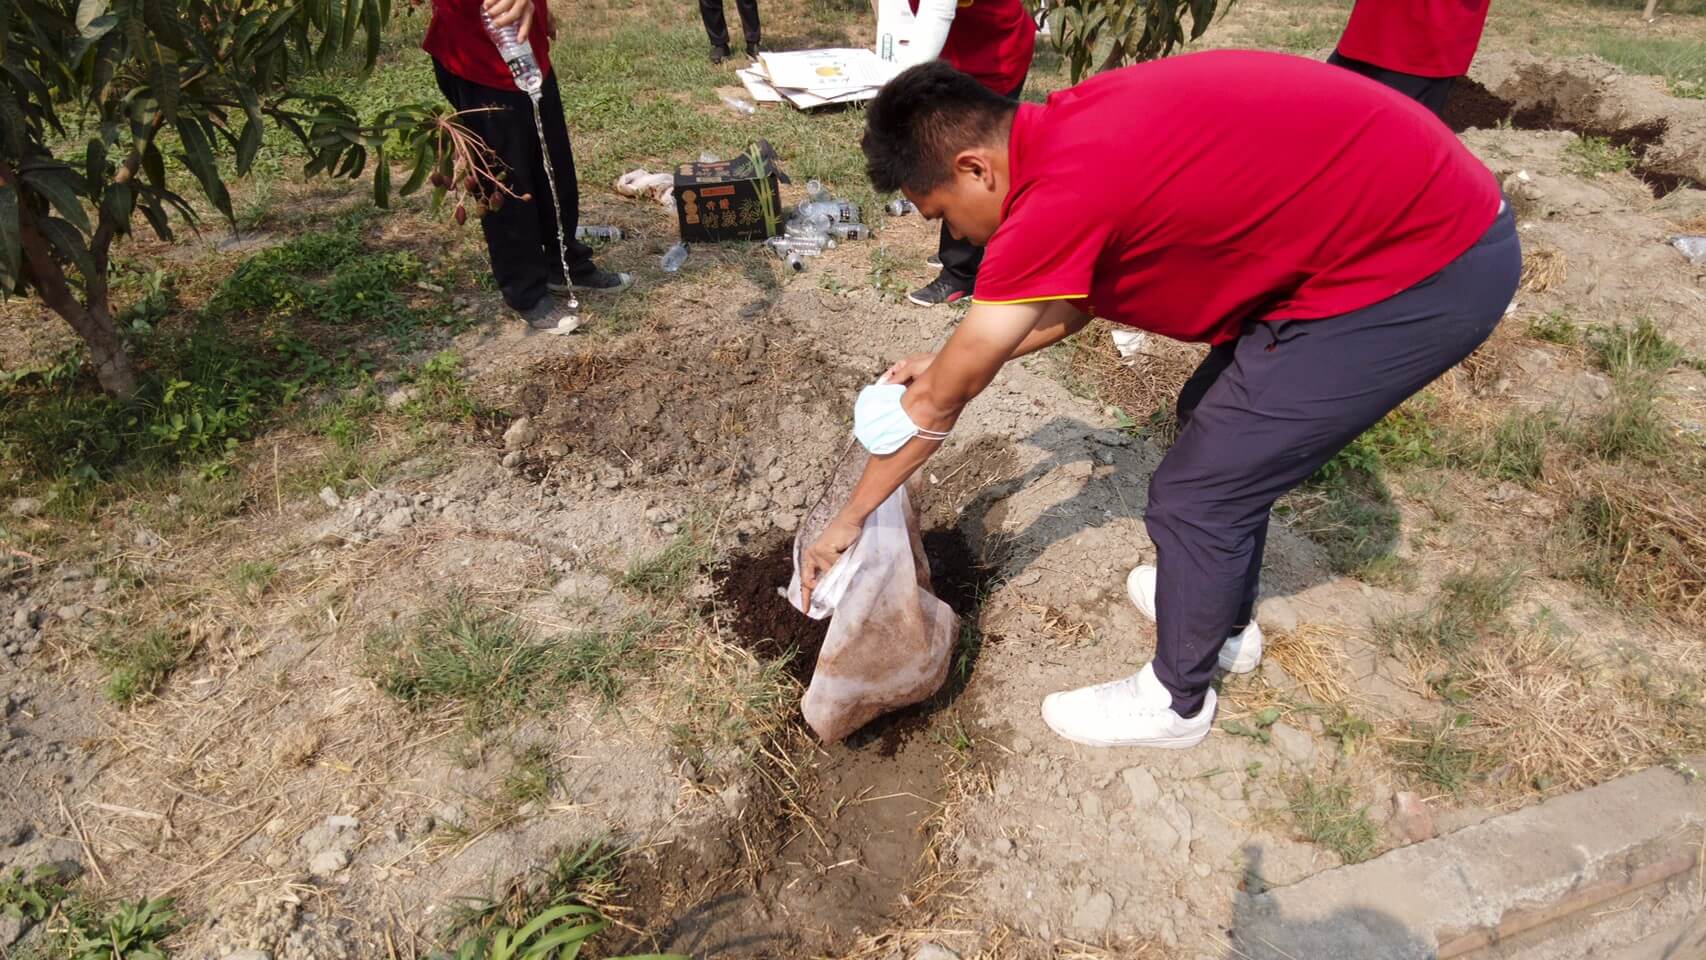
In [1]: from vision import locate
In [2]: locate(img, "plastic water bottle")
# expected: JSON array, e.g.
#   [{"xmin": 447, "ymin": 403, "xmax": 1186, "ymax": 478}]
[
  {"xmin": 782, "ymin": 250, "xmax": 805, "ymax": 272},
  {"xmin": 800, "ymin": 200, "xmax": 860, "ymax": 224},
  {"xmin": 785, "ymin": 212, "xmax": 833, "ymax": 242},
  {"xmin": 661, "ymin": 241, "xmax": 689, "ymax": 272},
  {"xmin": 830, "ymin": 222, "xmax": 867, "ymax": 241},
  {"xmin": 766, "ymin": 236, "xmax": 832, "ymax": 256},
  {"xmin": 885, "ymin": 197, "xmax": 915, "ymax": 216},
  {"xmin": 720, "ymin": 94, "xmax": 758, "ymax": 115},
  {"xmin": 1674, "ymin": 235, "xmax": 1706, "ymax": 264},
  {"xmin": 805, "ymin": 179, "xmax": 830, "ymax": 203},
  {"xmin": 574, "ymin": 225, "xmax": 624, "ymax": 241},
  {"xmin": 481, "ymin": 13, "xmax": 543, "ymax": 98}
]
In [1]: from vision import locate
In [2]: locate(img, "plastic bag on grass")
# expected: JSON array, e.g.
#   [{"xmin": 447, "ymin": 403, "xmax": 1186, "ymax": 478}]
[{"xmin": 785, "ymin": 441, "xmax": 958, "ymax": 742}]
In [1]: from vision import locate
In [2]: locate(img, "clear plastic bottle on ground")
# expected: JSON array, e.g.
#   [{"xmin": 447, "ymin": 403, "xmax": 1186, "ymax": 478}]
[
  {"xmin": 766, "ymin": 236, "xmax": 832, "ymax": 257},
  {"xmin": 830, "ymin": 222, "xmax": 867, "ymax": 241},
  {"xmin": 785, "ymin": 212, "xmax": 834, "ymax": 242},
  {"xmin": 800, "ymin": 199, "xmax": 861, "ymax": 224},
  {"xmin": 805, "ymin": 179, "xmax": 830, "ymax": 203},
  {"xmin": 481, "ymin": 14, "xmax": 543, "ymax": 98},
  {"xmin": 661, "ymin": 241, "xmax": 689, "ymax": 272},
  {"xmin": 885, "ymin": 197, "xmax": 915, "ymax": 216},
  {"xmin": 574, "ymin": 225, "xmax": 625, "ymax": 241},
  {"xmin": 720, "ymin": 94, "xmax": 758, "ymax": 115}
]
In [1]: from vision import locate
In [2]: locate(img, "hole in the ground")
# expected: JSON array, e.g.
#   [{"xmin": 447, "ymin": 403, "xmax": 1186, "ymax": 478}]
[{"xmin": 1444, "ymin": 78, "xmax": 1692, "ymax": 198}]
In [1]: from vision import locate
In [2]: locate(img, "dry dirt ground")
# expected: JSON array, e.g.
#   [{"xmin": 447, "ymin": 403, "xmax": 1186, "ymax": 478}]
[{"xmin": 3, "ymin": 7, "xmax": 1706, "ymax": 960}]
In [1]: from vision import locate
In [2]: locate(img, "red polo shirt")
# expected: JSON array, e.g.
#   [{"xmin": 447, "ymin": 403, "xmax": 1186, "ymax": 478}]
[
  {"xmin": 974, "ymin": 50, "xmax": 1500, "ymax": 345},
  {"xmin": 424, "ymin": 0, "xmax": 552, "ymax": 91},
  {"xmin": 912, "ymin": 0, "xmax": 1037, "ymax": 95},
  {"xmin": 1337, "ymin": 0, "xmax": 1492, "ymax": 78}
]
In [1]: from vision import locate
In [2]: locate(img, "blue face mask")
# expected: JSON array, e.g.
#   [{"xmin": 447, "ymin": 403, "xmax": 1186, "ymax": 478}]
[{"xmin": 854, "ymin": 382, "xmax": 950, "ymax": 455}]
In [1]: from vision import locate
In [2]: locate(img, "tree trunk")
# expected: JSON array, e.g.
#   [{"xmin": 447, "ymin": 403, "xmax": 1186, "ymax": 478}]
[{"xmin": 1642, "ymin": 0, "xmax": 1659, "ymax": 20}]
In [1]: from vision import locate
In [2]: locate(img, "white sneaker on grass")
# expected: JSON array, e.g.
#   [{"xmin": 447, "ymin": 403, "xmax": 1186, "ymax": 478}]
[
  {"xmin": 1040, "ymin": 662, "xmax": 1215, "ymax": 749},
  {"xmin": 1126, "ymin": 564, "xmax": 1263, "ymax": 674}
]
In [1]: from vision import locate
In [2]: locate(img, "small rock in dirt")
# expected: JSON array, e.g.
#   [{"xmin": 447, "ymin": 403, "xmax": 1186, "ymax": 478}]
[
  {"xmin": 91, "ymin": 578, "xmax": 110, "ymax": 595},
  {"xmin": 1121, "ymin": 767, "xmax": 1161, "ymax": 808},
  {"xmin": 1010, "ymin": 736, "xmax": 1032, "ymax": 756},
  {"xmin": 660, "ymin": 521, "xmax": 680, "ymax": 535},
  {"xmin": 56, "ymin": 604, "xmax": 88, "ymax": 625},
  {"xmin": 1260, "ymin": 659, "xmax": 1298, "ymax": 693},
  {"xmin": 644, "ymin": 506, "xmax": 671, "ymax": 525},
  {"xmin": 263, "ymin": 849, "xmax": 290, "ymax": 870},
  {"xmin": 1256, "ymin": 597, "xmax": 1298, "ymax": 635},
  {"xmin": 19, "ymin": 639, "xmax": 39, "ymax": 655},
  {"xmin": 600, "ymin": 475, "xmax": 622, "ymax": 490},
  {"xmin": 913, "ymin": 944, "xmax": 961, "ymax": 960},
  {"xmin": 326, "ymin": 815, "xmax": 358, "ymax": 830},
  {"xmin": 223, "ymin": 950, "xmax": 273, "ymax": 960},
  {"xmin": 376, "ymin": 507, "xmax": 416, "ymax": 536},
  {"xmin": 10, "ymin": 608, "xmax": 30, "ymax": 631},
  {"xmin": 743, "ymin": 491, "xmax": 768, "ymax": 512},
  {"xmin": 766, "ymin": 466, "xmax": 785, "ymax": 484},
  {"xmin": 771, "ymin": 510, "xmax": 799, "ymax": 533},
  {"xmin": 779, "ymin": 488, "xmax": 807, "ymax": 509},
  {"xmin": 433, "ymin": 803, "xmax": 466, "ymax": 829},
  {"xmin": 1070, "ymin": 891, "xmax": 1115, "ymax": 933},
  {"xmin": 719, "ymin": 783, "xmax": 751, "ymax": 819},
  {"xmin": 1391, "ymin": 791, "xmax": 1436, "ymax": 844},
  {"xmin": 0, "ymin": 915, "xmax": 27, "ymax": 948},
  {"xmin": 1081, "ymin": 793, "xmax": 1103, "ymax": 819},
  {"xmin": 319, "ymin": 487, "xmax": 342, "ymax": 510},
  {"xmin": 134, "ymin": 529, "xmax": 161, "ymax": 550},
  {"xmin": 8, "ymin": 498, "xmax": 42, "ymax": 518},
  {"xmin": 308, "ymin": 848, "xmax": 349, "ymax": 878},
  {"xmin": 383, "ymin": 387, "xmax": 416, "ymax": 411},
  {"xmin": 503, "ymin": 417, "xmax": 539, "ymax": 451},
  {"xmin": 994, "ymin": 837, "xmax": 1016, "ymax": 856},
  {"xmin": 501, "ymin": 451, "xmax": 524, "ymax": 470},
  {"xmin": 1269, "ymin": 722, "xmax": 1316, "ymax": 766}
]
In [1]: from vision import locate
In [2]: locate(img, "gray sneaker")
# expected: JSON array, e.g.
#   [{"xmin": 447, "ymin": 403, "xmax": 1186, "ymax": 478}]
[{"xmin": 517, "ymin": 298, "xmax": 582, "ymax": 335}]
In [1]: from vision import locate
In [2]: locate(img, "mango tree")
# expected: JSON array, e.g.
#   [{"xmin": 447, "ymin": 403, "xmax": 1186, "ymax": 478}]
[
  {"xmin": 0, "ymin": 0, "xmax": 463, "ymax": 398},
  {"xmin": 1038, "ymin": 0, "xmax": 1233, "ymax": 82}
]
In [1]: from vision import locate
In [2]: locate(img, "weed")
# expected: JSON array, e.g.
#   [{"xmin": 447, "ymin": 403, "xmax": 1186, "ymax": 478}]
[
  {"xmin": 554, "ymin": 617, "xmax": 658, "ymax": 704},
  {"xmin": 448, "ymin": 904, "xmax": 678, "ymax": 960},
  {"xmin": 1285, "ymin": 778, "xmax": 1380, "ymax": 864},
  {"xmin": 1528, "ymin": 311, "xmax": 1580, "ymax": 346},
  {"xmin": 0, "ymin": 866, "xmax": 73, "ymax": 922},
  {"xmin": 1592, "ymin": 35, "xmax": 1706, "ymax": 95},
  {"xmin": 99, "ymin": 629, "xmax": 191, "ymax": 706},
  {"xmin": 1326, "ymin": 710, "xmax": 1375, "ymax": 756},
  {"xmin": 1582, "ymin": 377, "xmax": 1669, "ymax": 463},
  {"xmin": 501, "ymin": 744, "xmax": 559, "ymax": 810},
  {"xmin": 367, "ymin": 597, "xmax": 559, "ymax": 729},
  {"xmin": 1550, "ymin": 483, "xmax": 1706, "ymax": 622},
  {"xmin": 230, "ymin": 560, "xmax": 278, "ymax": 599},
  {"xmin": 404, "ymin": 351, "xmax": 481, "ymax": 424},
  {"xmin": 623, "ymin": 527, "xmax": 713, "ymax": 600},
  {"xmin": 1462, "ymin": 412, "xmax": 1554, "ymax": 485},
  {"xmin": 1222, "ymin": 706, "xmax": 1283, "ymax": 744},
  {"xmin": 448, "ymin": 839, "xmax": 627, "ymax": 937},
  {"xmin": 1279, "ymin": 474, "xmax": 1405, "ymax": 583},
  {"xmin": 1378, "ymin": 565, "xmax": 1522, "ymax": 656},
  {"xmin": 70, "ymin": 897, "xmax": 180, "ymax": 960},
  {"xmin": 1590, "ymin": 318, "xmax": 1683, "ymax": 379},
  {"xmin": 1564, "ymin": 134, "xmax": 1636, "ymax": 177},
  {"xmin": 1388, "ymin": 718, "xmax": 1484, "ymax": 794}
]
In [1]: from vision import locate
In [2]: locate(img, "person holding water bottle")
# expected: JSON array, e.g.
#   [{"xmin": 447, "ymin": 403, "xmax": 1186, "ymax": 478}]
[{"xmin": 423, "ymin": 0, "xmax": 632, "ymax": 334}]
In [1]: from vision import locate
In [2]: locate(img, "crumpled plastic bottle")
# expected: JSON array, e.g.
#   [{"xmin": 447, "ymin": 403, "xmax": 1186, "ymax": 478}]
[
  {"xmin": 661, "ymin": 241, "xmax": 689, "ymax": 272},
  {"xmin": 1673, "ymin": 236, "xmax": 1706, "ymax": 264}
]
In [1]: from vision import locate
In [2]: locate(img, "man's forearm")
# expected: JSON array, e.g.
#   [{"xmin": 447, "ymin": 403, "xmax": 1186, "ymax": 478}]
[{"xmin": 833, "ymin": 437, "xmax": 943, "ymax": 526}]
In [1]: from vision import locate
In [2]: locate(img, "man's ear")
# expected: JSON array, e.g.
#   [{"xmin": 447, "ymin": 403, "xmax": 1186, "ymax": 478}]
[{"xmin": 953, "ymin": 148, "xmax": 996, "ymax": 188}]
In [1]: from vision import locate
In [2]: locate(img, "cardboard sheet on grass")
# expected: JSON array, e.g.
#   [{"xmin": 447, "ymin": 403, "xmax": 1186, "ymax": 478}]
[
  {"xmin": 741, "ymin": 49, "xmax": 901, "ymax": 110},
  {"xmin": 786, "ymin": 441, "xmax": 958, "ymax": 742}
]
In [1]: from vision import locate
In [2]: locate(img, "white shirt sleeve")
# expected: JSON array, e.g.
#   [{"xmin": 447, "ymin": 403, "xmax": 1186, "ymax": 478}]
[{"xmin": 875, "ymin": 0, "xmax": 958, "ymax": 68}]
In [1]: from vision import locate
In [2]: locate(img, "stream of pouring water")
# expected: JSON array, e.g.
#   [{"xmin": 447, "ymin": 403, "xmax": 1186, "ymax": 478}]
[{"xmin": 530, "ymin": 96, "xmax": 578, "ymax": 314}]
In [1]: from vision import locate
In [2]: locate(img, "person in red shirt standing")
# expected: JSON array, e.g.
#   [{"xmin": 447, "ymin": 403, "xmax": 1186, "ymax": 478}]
[
  {"xmin": 876, "ymin": 0, "xmax": 1036, "ymax": 307},
  {"xmin": 802, "ymin": 54, "xmax": 1518, "ymax": 750},
  {"xmin": 1329, "ymin": 0, "xmax": 1493, "ymax": 116},
  {"xmin": 424, "ymin": 0, "xmax": 631, "ymax": 333}
]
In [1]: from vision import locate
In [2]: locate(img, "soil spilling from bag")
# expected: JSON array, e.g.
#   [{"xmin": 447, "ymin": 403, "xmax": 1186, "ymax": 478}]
[
  {"xmin": 611, "ymin": 526, "xmax": 1001, "ymax": 957},
  {"xmin": 1443, "ymin": 78, "xmax": 1689, "ymax": 197}
]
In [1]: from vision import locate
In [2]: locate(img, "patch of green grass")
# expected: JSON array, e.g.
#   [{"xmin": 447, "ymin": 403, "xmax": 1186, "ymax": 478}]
[
  {"xmin": 1280, "ymin": 473, "xmax": 1406, "ymax": 584},
  {"xmin": 367, "ymin": 598, "xmax": 658, "ymax": 727},
  {"xmin": 1590, "ymin": 318, "xmax": 1683, "ymax": 379},
  {"xmin": 1592, "ymin": 34, "xmax": 1706, "ymax": 95},
  {"xmin": 1564, "ymin": 134, "xmax": 1636, "ymax": 177},
  {"xmin": 1528, "ymin": 311, "xmax": 1581, "ymax": 346},
  {"xmin": 230, "ymin": 560, "xmax": 278, "ymax": 599},
  {"xmin": 404, "ymin": 351, "xmax": 482, "ymax": 425},
  {"xmin": 99, "ymin": 629, "xmax": 192, "ymax": 706},
  {"xmin": 1461, "ymin": 412, "xmax": 1556, "ymax": 486},
  {"xmin": 1285, "ymin": 777, "xmax": 1381, "ymax": 865},
  {"xmin": 1388, "ymin": 718, "xmax": 1484, "ymax": 794},
  {"xmin": 1378, "ymin": 564, "xmax": 1522, "ymax": 656},
  {"xmin": 1582, "ymin": 377, "xmax": 1670, "ymax": 463},
  {"xmin": 623, "ymin": 527, "xmax": 714, "ymax": 600},
  {"xmin": 446, "ymin": 838, "xmax": 627, "ymax": 938},
  {"xmin": 68, "ymin": 898, "xmax": 180, "ymax": 960}
]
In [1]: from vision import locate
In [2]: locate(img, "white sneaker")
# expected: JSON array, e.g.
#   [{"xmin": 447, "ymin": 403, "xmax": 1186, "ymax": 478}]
[
  {"xmin": 1126, "ymin": 564, "xmax": 1263, "ymax": 674},
  {"xmin": 1041, "ymin": 662, "xmax": 1215, "ymax": 749}
]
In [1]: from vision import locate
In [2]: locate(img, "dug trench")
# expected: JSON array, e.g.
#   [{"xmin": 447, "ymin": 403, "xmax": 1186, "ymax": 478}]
[
  {"xmin": 609, "ymin": 524, "xmax": 1003, "ymax": 958},
  {"xmin": 1443, "ymin": 78, "xmax": 1693, "ymax": 197}
]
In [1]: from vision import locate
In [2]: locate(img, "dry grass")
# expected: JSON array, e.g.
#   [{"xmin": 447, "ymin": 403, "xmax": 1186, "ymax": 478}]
[
  {"xmin": 1520, "ymin": 245, "xmax": 1568, "ymax": 293},
  {"xmin": 1065, "ymin": 319, "xmax": 1208, "ymax": 437},
  {"xmin": 1450, "ymin": 629, "xmax": 1706, "ymax": 795},
  {"xmin": 1551, "ymin": 473, "xmax": 1706, "ymax": 624},
  {"xmin": 1266, "ymin": 624, "xmax": 1355, "ymax": 706}
]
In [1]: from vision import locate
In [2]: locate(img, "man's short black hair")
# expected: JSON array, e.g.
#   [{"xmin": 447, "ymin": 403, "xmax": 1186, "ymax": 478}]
[{"xmin": 862, "ymin": 61, "xmax": 1018, "ymax": 196}]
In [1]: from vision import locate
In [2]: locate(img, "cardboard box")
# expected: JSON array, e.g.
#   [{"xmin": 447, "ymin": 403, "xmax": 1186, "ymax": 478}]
[{"xmin": 674, "ymin": 140, "xmax": 789, "ymax": 243}]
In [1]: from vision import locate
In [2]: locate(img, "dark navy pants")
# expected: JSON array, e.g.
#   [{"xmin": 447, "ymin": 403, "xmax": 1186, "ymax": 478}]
[
  {"xmin": 1328, "ymin": 49, "xmax": 1454, "ymax": 118},
  {"xmin": 1147, "ymin": 203, "xmax": 1520, "ymax": 717}
]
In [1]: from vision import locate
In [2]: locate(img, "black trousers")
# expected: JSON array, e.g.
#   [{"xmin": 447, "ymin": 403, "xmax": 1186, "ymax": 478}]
[
  {"xmin": 936, "ymin": 77, "xmax": 1028, "ymax": 288},
  {"xmin": 700, "ymin": 0, "xmax": 760, "ymax": 50},
  {"xmin": 1328, "ymin": 49, "xmax": 1454, "ymax": 118},
  {"xmin": 432, "ymin": 60, "xmax": 597, "ymax": 312},
  {"xmin": 1146, "ymin": 203, "xmax": 1520, "ymax": 717}
]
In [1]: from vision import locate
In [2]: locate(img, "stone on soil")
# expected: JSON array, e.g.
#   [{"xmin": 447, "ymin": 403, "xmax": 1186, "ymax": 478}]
[
  {"xmin": 1071, "ymin": 890, "xmax": 1115, "ymax": 933},
  {"xmin": 223, "ymin": 951, "xmax": 273, "ymax": 960},
  {"xmin": 913, "ymin": 945, "xmax": 960, "ymax": 960},
  {"xmin": 8, "ymin": 498, "xmax": 42, "ymax": 518},
  {"xmin": 1256, "ymin": 597, "xmax": 1299, "ymax": 634},
  {"xmin": 308, "ymin": 848, "xmax": 350, "ymax": 878},
  {"xmin": 503, "ymin": 416, "xmax": 539, "ymax": 451},
  {"xmin": 1392, "ymin": 791, "xmax": 1437, "ymax": 844},
  {"xmin": 1269, "ymin": 722, "xmax": 1316, "ymax": 766},
  {"xmin": 1121, "ymin": 766, "xmax": 1161, "ymax": 808},
  {"xmin": 376, "ymin": 507, "xmax": 415, "ymax": 535},
  {"xmin": 318, "ymin": 487, "xmax": 341, "ymax": 509}
]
